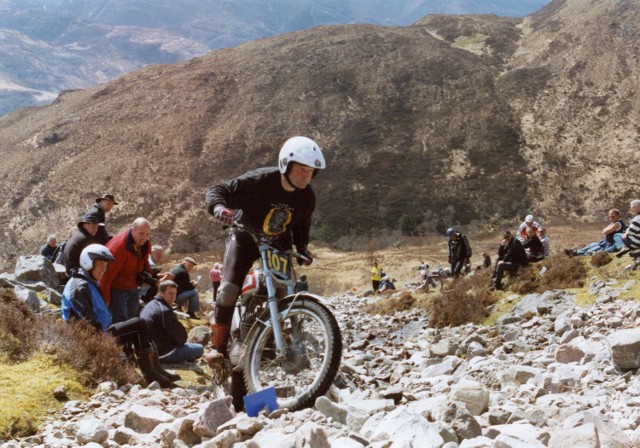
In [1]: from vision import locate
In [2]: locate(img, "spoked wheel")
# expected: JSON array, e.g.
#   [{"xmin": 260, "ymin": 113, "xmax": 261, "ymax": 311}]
[{"xmin": 243, "ymin": 298, "xmax": 342, "ymax": 411}]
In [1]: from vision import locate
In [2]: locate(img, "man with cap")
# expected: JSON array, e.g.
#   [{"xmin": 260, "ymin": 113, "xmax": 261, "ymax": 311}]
[
  {"xmin": 170, "ymin": 256, "xmax": 201, "ymax": 319},
  {"xmin": 492, "ymin": 230, "xmax": 528, "ymax": 291},
  {"xmin": 85, "ymin": 193, "xmax": 119, "ymax": 245},
  {"xmin": 62, "ymin": 214, "xmax": 100, "ymax": 274},
  {"xmin": 516, "ymin": 214, "xmax": 541, "ymax": 242}
]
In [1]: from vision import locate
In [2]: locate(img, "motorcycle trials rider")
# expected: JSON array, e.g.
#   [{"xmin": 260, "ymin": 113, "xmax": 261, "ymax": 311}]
[{"xmin": 205, "ymin": 136, "xmax": 326, "ymax": 360}]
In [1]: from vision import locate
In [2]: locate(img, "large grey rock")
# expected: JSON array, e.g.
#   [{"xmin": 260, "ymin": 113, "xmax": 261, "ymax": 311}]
[
  {"xmin": 193, "ymin": 398, "xmax": 235, "ymax": 437},
  {"xmin": 124, "ymin": 405, "xmax": 174, "ymax": 434},
  {"xmin": 361, "ymin": 407, "xmax": 444, "ymax": 446},
  {"xmin": 188, "ymin": 325, "xmax": 210, "ymax": 346},
  {"xmin": 608, "ymin": 328, "xmax": 640, "ymax": 370},
  {"xmin": 14, "ymin": 255, "xmax": 59, "ymax": 289},
  {"xmin": 548, "ymin": 423, "xmax": 599, "ymax": 448},
  {"xmin": 448, "ymin": 379, "xmax": 490, "ymax": 416},
  {"xmin": 14, "ymin": 285, "xmax": 40, "ymax": 311},
  {"xmin": 75, "ymin": 417, "xmax": 108, "ymax": 444}
]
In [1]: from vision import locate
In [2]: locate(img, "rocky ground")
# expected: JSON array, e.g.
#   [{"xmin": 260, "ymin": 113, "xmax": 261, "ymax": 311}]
[{"xmin": 3, "ymin": 266, "xmax": 640, "ymax": 447}]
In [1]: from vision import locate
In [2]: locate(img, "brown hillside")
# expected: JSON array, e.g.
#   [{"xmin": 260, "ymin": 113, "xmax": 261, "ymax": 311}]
[{"xmin": 0, "ymin": 0, "xmax": 637, "ymax": 268}]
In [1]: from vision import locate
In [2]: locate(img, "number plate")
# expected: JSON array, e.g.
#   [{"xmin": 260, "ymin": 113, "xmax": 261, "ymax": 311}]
[{"xmin": 265, "ymin": 248, "xmax": 292, "ymax": 281}]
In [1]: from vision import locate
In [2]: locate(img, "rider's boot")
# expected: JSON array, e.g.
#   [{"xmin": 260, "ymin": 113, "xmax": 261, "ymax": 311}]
[{"xmin": 206, "ymin": 304, "xmax": 235, "ymax": 364}]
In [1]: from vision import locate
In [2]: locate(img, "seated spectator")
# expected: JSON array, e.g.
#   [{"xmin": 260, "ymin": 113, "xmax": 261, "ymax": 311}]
[
  {"xmin": 522, "ymin": 228, "xmax": 545, "ymax": 262},
  {"xmin": 62, "ymin": 214, "xmax": 100, "ymax": 274},
  {"xmin": 621, "ymin": 199, "xmax": 640, "ymax": 252},
  {"xmin": 538, "ymin": 227, "xmax": 551, "ymax": 258},
  {"xmin": 171, "ymin": 257, "xmax": 201, "ymax": 319},
  {"xmin": 517, "ymin": 214, "xmax": 541, "ymax": 242},
  {"xmin": 61, "ymin": 244, "xmax": 178, "ymax": 387},
  {"xmin": 378, "ymin": 275, "xmax": 396, "ymax": 294},
  {"xmin": 140, "ymin": 245, "xmax": 169, "ymax": 303},
  {"xmin": 294, "ymin": 274, "xmax": 309, "ymax": 293},
  {"xmin": 492, "ymin": 230, "xmax": 528, "ymax": 291},
  {"xmin": 141, "ymin": 280, "xmax": 204, "ymax": 364},
  {"xmin": 565, "ymin": 209, "xmax": 626, "ymax": 256},
  {"xmin": 40, "ymin": 234, "xmax": 58, "ymax": 260}
]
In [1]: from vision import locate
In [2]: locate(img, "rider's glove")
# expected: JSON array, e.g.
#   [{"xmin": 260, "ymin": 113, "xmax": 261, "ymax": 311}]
[
  {"xmin": 213, "ymin": 205, "xmax": 236, "ymax": 227},
  {"xmin": 296, "ymin": 246, "xmax": 313, "ymax": 266}
]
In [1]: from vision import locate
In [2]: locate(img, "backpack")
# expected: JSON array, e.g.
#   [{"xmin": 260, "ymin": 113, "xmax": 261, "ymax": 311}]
[
  {"xmin": 51, "ymin": 241, "xmax": 66, "ymax": 266},
  {"xmin": 462, "ymin": 234, "xmax": 473, "ymax": 258}
]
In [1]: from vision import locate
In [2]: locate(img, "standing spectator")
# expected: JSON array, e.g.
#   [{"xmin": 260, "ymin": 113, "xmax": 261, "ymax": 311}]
[
  {"xmin": 446, "ymin": 227, "xmax": 472, "ymax": 277},
  {"xmin": 538, "ymin": 227, "xmax": 551, "ymax": 259},
  {"xmin": 85, "ymin": 193, "xmax": 118, "ymax": 245},
  {"xmin": 517, "ymin": 214, "xmax": 541, "ymax": 242},
  {"xmin": 141, "ymin": 280, "xmax": 204, "ymax": 364},
  {"xmin": 62, "ymin": 215, "xmax": 100, "ymax": 274},
  {"xmin": 209, "ymin": 263, "xmax": 222, "ymax": 301},
  {"xmin": 492, "ymin": 230, "xmax": 528, "ymax": 291},
  {"xmin": 171, "ymin": 257, "xmax": 201, "ymax": 319},
  {"xmin": 61, "ymin": 244, "xmax": 176, "ymax": 387},
  {"xmin": 565, "ymin": 209, "xmax": 627, "ymax": 256},
  {"xmin": 371, "ymin": 261, "xmax": 382, "ymax": 292},
  {"xmin": 100, "ymin": 218, "xmax": 153, "ymax": 323},
  {"xmin": 621, "ymin": 199, "xmax": 640, "ymax": 251},
  {"xmin": 40, "ymin": 234, "xmax": 58, "ymax": 260},
  {"xmin": 294, "ymin": 274, "xmax": 309, "ymax": 293},
  {"xmin": 522, "ymin": 227, "xmax": 545, "ymax": 262}
]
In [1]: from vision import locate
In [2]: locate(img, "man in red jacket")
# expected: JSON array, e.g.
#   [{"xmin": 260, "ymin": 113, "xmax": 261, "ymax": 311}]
[{"xmin": 100, "ymin": 217, "xmax": 153, "ymax": 323}]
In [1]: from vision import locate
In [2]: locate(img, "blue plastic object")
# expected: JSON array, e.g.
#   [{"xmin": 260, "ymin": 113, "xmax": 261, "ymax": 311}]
[{"xmin": 243, "ymin": 387, "xmax": 279, "ymax": 417}]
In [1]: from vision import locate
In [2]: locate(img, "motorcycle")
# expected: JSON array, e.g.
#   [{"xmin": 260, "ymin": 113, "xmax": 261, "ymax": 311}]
[{"xmin": 210, "ymin": 220, "xmax": 342, "ymax": 412}]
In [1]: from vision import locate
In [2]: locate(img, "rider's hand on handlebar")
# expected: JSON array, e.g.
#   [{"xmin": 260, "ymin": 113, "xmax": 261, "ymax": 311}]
[
  {"xmin": 213, "ymin": 205, "xmax": 236, "ymax": 227},
  {"xmin": 296, "ymin": 246, "xmax": 314, "ymax": 266}
]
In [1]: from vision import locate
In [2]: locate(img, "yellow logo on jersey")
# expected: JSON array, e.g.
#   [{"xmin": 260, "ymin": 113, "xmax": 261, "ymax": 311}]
[{"xmin": 262, "ymin": 208, "xmax": 293, "ymax": 236}]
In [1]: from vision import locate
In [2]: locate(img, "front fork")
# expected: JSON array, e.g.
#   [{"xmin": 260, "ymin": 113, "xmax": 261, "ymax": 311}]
[{"xmin": 261, "ymin": 253, "xmax": 290, "ymax": 358}]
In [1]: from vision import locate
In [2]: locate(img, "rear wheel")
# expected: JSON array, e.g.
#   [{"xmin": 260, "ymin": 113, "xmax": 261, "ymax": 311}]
[{"xmin": 243, "ymin": 297, "xmax": 342, "ymax": 411}]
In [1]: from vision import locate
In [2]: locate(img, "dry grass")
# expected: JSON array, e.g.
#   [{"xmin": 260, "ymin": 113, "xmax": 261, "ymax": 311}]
[
  {"xmin": 509, "ymin": 254, "xmax": 587, "ymax": 294},
  {"xmin": 363, "ymin": 291, "xmax": 416, "ymax": 315},
  {"xmin": 590, "ymin": 251, "xmax": 613, "ymax": 267}
]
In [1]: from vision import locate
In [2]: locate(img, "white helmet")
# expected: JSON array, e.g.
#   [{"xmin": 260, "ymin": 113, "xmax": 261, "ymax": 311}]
[
  {"xmin": 80, "ymin": 244, "xmax": 115, "ymax": 271},
  {"xmin": 278, "ymin": 136, "xmax": 326, "ymax": 176}
]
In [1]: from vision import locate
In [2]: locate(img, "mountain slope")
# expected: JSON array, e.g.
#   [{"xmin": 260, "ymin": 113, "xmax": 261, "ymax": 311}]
[{"xmin": 0, "ymin": 0, "xmax": 635, "ymax": 268}]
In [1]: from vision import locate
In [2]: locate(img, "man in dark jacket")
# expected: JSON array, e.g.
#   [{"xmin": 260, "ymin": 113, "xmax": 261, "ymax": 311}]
[
  {"xmin": 170, "ymin": 257, "xmax": 200, "ymax": 319},
  {"xmin": 492, "ymin": 230, "xmax": 528, "ymax": 290},
  {"xmin": 62, "ymin": 215, "xmax": 100, "ymax": 274},
  {"xmin": 522, "ymin": 227, "xmax": 545, "ymax": 262},
  {"xmin": 140, "ymin": 280, "xmax": 204, "ymax": 364},
  {"xmin": 205, "ymin": 136, "xmax": 325, "ymax": 359},
  {"xmin": 446, "ymin": 227, "xmax": 472, "ymax": 277},
  {"xmin": 85, "ymin": 193, "xmax": 118, "ymax": 245},
  {"xmin": 40, "ymin": 234, "xmax": 58, "ymax": 260}
]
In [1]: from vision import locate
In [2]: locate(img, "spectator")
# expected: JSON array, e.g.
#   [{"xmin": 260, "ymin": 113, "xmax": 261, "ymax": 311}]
[
  {"xmin": 205, "ymin": 136, "xmax": 324, "ymax": 360},
  {"xmin": 480, "ymin": 252, "xmax": 492, "ymax": 269},
  {"xmin": 294, "ymin": 274, "xmax": 309, "ymax": 293},
  {"xmin": 61, "ymin": 244, "xmax": 177, "ymax": 387},
  {"xmin": 621, "ymin": 199, "xmax": 640, "ymax": 252},
  {"xmin": 100, "ymin": 217, "xmax": 153, "ymax": 323},
  {"xmin": 522, "ymin": 227, "xmax": 545, "ymax": 262},
  {"xmin": 378, "ymin": 276, "xmax": 396, "ymax": 294},
  {"xmin": 170, "ymin": 257, "xmax": 201, "ymax": 319},
  {"xmin": 139, "ymin": 245, "xmax": 167, "ymax": 303},
  {"xmin": 538, "ymin": 227, "xmax": 551, "ymax": 258},
  {"xmin": 140, "ymin": 280, "xmax": 204, "ymax": 364},
  {"xmin": 446, "ymin": 227, "xmax": 472, "ymax": 277},
  {"xmin": 62, "ymin": 214, "xmax": 100, "ymax": 274},
  {"xmin": 491, "ymin": 230, "xmax": 528, "ymax": 291},
  {"xmin": 85, "ymin": 193, "xmax": 118, "ymax": 245},
  {"xmin": 209, "ymin": 262, "xmax": 222, "ymax": 301},
  {"xmin": 565, "ymin": 209, "xmax": 627, "ymax": 256},
  {"xmin": 371, "ymin": 261, "xmax": 382, "ymax": 292},
  {"xmin": 517, "ymin": 214, "xmax": 541, "ymax": 242},
  {"xmin": 40, "ymin": 234, "xmax": 58, "ymax": 260}
]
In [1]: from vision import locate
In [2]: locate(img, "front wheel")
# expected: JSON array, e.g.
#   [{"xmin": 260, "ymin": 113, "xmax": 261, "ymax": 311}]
[{"xmin": 243, "ymin": 298, "xmax": 342, "ymax": 411}]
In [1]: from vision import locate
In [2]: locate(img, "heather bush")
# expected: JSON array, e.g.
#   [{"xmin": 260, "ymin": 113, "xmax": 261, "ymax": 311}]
[
  {"xmin": 0, "ymin": 287, "xmax": 138, "ymax": 387},
  {"xmin": 590, "ymin": 251, "xmax": 612, "ymax": 267},
  {"xmin": 509, "ymin": 254, "xmax": 587, "ymax": 294},
  {"xmin": 428, "ymin": 270, "xmax": 496, "ymax": 328}
]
